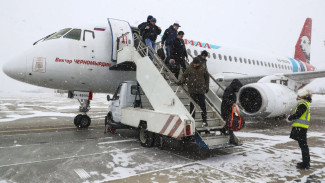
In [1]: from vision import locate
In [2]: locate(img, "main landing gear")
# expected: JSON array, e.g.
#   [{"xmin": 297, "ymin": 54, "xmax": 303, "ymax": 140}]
[{"xmin": 74, "ymin": 99, "xmax": 91, "ymax": 128}]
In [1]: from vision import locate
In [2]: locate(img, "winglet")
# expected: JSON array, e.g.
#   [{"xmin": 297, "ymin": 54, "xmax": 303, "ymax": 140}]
[{"xmin": 294, "ymin": 18, "xmax": 312, "ymax": 64}]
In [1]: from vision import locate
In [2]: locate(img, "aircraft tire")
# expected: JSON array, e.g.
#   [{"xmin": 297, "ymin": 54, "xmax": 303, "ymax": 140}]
[
  {"xmin": 139, "ymin": 127, "xmax": 154, "ymax": 147},
  {"xmin": 74, "ymin": 114, "xmax": 83, "ymax": 127},
  {"xmin": 78, "ymin": 115, "xmax": 91, "ymax": 128}
]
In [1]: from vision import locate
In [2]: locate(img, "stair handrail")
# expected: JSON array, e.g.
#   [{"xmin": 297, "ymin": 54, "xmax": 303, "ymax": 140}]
[{"xmin": 132, "ymin": 33, "xmax": 203, "ymax": 114}]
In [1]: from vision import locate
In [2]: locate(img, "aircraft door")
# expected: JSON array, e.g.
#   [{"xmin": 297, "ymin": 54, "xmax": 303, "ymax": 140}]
[
  {"xmin": 82, "ymin": 30, "xmax": 95, "ymax": 59},
  {"xmin": 107, "ymin": 18, "xmax": 134, "ymax": 62}
]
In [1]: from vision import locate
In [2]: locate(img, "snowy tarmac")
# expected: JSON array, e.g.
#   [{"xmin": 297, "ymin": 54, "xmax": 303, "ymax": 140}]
[{"xmin": 0, "ymin": 93, "xmax": 324, "ymax": 183}]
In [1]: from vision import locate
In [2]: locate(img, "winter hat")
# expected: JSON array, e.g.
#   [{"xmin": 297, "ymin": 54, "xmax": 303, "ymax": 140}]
[
  {"xmin": 193, "ymin": 57, "xmax": 200, "ymax": 64},
  {"xmin": 173, "ymin": 23, "xmax": 181, "ymax": 27},
  {"xmin": 151, "ymin": 18, "xmax": 157, "ymax": 23},
  {"xmin": 298, "ymin": 88, "xmax": 312, "ymax": 98},
  {"xmin": 201, "ymin": 50, "xmax": 208, "ymax": 56},
  {"xmin": 147, "ymin": 15, "xmax": 153, "ymax": 20}
]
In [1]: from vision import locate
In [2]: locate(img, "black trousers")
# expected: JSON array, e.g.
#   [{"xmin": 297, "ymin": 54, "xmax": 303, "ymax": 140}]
[
  {"xmin": 173, "ymin": 58, "xmax": 187, "ymax": 78},
  {"xmin": 298, "ymin": 138, "xmax": 310, "ymax": 165},
  {"xmin": 190, "ymin": 94, "xmax": 207, "ymax": 121}
]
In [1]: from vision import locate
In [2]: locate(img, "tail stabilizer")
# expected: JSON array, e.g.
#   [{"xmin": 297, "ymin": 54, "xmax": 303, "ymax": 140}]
[{"xmin": 294, "ymin": 18, "xmax": 312, "ymax": 64}]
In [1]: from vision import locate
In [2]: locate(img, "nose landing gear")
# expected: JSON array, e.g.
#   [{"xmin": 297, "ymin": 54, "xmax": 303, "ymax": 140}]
[{"xmin": 74, "ymin": 99, "xmax": 91, "ymax": 128}]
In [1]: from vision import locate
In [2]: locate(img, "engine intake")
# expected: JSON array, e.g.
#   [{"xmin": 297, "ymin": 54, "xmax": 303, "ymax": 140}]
[
  {"xmin": 238, "ymin": 83, "xmax": 297, "ymax": 118},
  {"xmin": 239, "ymin": 87, "xmax": 263, "ymax": 113}
]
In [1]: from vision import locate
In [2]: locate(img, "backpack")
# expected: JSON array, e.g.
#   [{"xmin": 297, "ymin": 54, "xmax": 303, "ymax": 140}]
[
  {"xmin": 226, "ymin": 104, "xmax": 245, "ymax": 131},
  {"xmin": 157, "ymin": 48, "xmax": 166, "ymax": 61}
]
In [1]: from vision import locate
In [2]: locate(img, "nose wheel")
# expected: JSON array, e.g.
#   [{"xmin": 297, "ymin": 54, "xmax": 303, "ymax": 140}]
[
  {"xmin": 73, "ymin": 99, "xmax": 92, "ymax": 128},
  {"xmin": 74, "ymin": 114, "xmax": 91, "ymax": 128}
]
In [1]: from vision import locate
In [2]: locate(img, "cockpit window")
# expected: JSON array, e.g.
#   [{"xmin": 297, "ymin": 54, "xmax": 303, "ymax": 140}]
[
  {"xmin": 64, "ymin": 29, "xmax": 82, "ymax": 40},
  {"xmin": 45, "ymin": 28, "xmax": 71, "ymax": 40}
]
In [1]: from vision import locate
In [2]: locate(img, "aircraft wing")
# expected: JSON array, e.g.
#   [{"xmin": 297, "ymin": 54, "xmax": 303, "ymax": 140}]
[{"xmin": 223, "ymin": 70, "xmax": 325, "ymax": 85}]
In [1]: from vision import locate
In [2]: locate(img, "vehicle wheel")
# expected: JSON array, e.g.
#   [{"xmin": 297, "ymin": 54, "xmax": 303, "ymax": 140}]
[
  {"xmin": 78, "ymin": 115, "xmax": 91, "ymax": 128},
  {"xmin": 139, "ymin": 127, "xmax": 154, "ymax": 147},
  {"xmin": 74, "ymin": 114, "xmax": 83, "ymax": 127}
]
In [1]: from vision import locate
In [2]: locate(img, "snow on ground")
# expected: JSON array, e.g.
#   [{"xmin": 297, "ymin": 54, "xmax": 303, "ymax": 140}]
[
  {"xmin": 0, "ymin": 93, "xmax": 324, "ymax": 182},
  {"xmin": 0, "ymin": 92, "xmax": 109, "ymax": 123}
]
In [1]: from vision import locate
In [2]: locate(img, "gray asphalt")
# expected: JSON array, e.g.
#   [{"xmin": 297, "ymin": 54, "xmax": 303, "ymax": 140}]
[{"xmin": 0, "ymin": 94, "xmax": 325, "ymax": 183}]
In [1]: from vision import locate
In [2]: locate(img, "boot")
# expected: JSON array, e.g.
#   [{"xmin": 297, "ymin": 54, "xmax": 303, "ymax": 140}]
[
  {"xmin": 296, "ymin": 162, "xmax": 310, "ymax": 170},
  {"xmin": 202, "ymin": 119, "xmax": 208, "ymax": 127}
]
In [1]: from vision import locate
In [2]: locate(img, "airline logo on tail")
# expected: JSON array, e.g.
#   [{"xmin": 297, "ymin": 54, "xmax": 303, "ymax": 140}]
[{"xmin": 294, "ymin": 18, "xmax": 312, "ymax": 64}]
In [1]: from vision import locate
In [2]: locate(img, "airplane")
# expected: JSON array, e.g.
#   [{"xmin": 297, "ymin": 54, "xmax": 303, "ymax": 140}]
[{"xmin": 3, "ymin": 17, "xmax": 325, "ymax": 128}]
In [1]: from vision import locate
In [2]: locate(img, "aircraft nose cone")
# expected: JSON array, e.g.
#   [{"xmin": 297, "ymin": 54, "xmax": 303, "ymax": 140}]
[{"xmin": 2, "ymin": 55, "xmax": 26, "ymax": 82}]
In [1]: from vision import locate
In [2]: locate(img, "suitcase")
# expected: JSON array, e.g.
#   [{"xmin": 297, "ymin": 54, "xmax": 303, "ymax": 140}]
[{"xmin": 226, "ymin": 104, "xmax": 245, "ymax": 131}]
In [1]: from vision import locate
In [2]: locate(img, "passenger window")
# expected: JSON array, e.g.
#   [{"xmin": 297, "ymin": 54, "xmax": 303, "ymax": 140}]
[
  {"xmin": 229, "ymin": 56, "xmax": 232, "ymax": 61},
  {"xmin": 208, "ymin": 53, "xmax": 211, "ymax": 58},
  {"xmin": 260, "ymin": 61, "xmax": 263, "ymax": 66},
  {"xmin": 187, "ymin": 49, "xmax": 191, "ymax": 55},
  {"xmin": 275, "ymin": 64, "xmax": 278, "ymax": 68},
  {"xmin": 239, "ymin": 58, "xmax": 242, "ymax": 63},
  {"xmin": 45, "ymin": 28, "xmax": 72, "ymax": 40},
  {"xmin": 194, "ymin": 50, "xmax": 198, "ymax": 56},
  {"xmin": 64, "ymin": 29, "xmax": 82, "ymax": 40},
  {"xmin": 268, "ymin": 62, "xmax": 271, "ymax": 67},
  {"xmin": 219, "ymin": 54, "xmax": 222, "ymax": 60},
  {"xmin": 224, "ymin": 55, "xmax": 227, "ymax": 61},
  {"xmin": 252, "ymin": 60, "xmax": 255, "ymax": 65},
  {"xmin": 272, "ymin": 63, "xmax": 274, "ymax": 68},
  {"xmin": 248, "ymin": 59, "xmax": 251, "ymax": 64},
  {"xmin": 244, "ymin": 58, "xmax": 247, "ymax": 64},
  {"xmin": 84, "ymin": 30, "xmax": 95, "ymax": 41},
  {"xmin": 256, "ymin": 60, "xmax": 259, "ymax": 66},
  {"xmin": 234, "ymin": 57, "xmax": 237, "ymax": 62},
  {"xmin": 213, "ymin": 53, "xmax": 216, "ymax": 59}
]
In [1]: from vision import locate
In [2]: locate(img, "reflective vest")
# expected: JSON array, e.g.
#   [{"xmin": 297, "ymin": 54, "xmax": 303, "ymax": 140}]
[{"xmin": 292, "ymin": 100, "xmax": 310, "ymax": 129}]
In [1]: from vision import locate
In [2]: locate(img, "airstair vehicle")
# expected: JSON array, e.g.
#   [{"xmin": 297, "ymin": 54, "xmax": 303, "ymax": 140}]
[{"xmin": 105, "ymin": 18, "xmax": 239, "ymax": 149}]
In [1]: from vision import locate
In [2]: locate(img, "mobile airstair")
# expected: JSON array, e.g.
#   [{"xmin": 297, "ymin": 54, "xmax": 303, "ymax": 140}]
[{"xmin": 107, "ymin": 18, "xmax": 238, "ymax": 149}]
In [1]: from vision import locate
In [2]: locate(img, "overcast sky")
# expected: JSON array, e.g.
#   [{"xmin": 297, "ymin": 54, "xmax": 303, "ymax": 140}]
[{"xmin": 1, "ymin": 0, "xmax": 325, "ymax": 93}]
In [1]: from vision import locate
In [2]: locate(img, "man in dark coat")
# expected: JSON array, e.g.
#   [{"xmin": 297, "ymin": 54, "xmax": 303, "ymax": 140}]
[
  {"xmin": 287, "ymin": 88, "xmax": 312, "ymax": 169},
  {"xmin": 170, "ymin": 31, "xmax": 189, "ymax": 78},
  {"xmin": 161, "ymin": 23, "xmax": 180, "ymax": 65},
  {"xmin": 138, "ymin": 15, "xmax": 153, "ymax": 39},
  {"xmin": 198, "ymin": 50, "xmax": 208, "ymax": 68},
  {"xmin": 143, "ymin": 18, "xmax": 161, "ymax": 60},
  {"xmin": 179, "ymin": 57, "xmax": 209, "ymax": 126},
  {"xmin": 221, "ymin": 79, "xmax": 243, "ymax": 144}
]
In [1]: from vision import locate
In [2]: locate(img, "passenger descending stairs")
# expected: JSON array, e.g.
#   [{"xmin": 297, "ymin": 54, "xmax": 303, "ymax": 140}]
[{"xmin": 116, "ymin": 33, "xmax": 238, "ymax": 149}]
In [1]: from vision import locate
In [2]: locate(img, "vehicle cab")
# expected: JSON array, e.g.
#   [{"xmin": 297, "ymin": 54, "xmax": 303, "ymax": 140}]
[{"xmin": 107, "ymin": 81, "xmax": 151, "ymax": 123}]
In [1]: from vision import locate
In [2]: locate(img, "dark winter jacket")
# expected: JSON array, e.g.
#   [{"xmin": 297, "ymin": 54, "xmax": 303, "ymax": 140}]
[
  {"xmin": 198, "ymin": 55, "xmax": 208, "ymax": 67},
  {"xmin": 171, "ymin": 38, "xmax": 188, "ymax": 60},
  {"xmin": 143, "ymin": 24, "xmax": 161, "ymax": 41},
  {"xmin": 289, "ymin": 97, "xmax": 312, "ymax": 141},
  {"xmin": 162, "ymin": 25, "xmax": 178, "ymax": 46},
  {"xmin": 180, "ymin": 63, "xmax": 209, "ymax": 94},
  {"xmin": 138, "ymin": 21, "xmax": 150, "ymax": 37},
  {"xmin": 221, "ymin": 79, "xmax": 243, "ymax": 120}
]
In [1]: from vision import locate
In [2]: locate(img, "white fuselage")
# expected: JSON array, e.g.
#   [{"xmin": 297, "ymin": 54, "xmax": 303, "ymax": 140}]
[{"xmin": 2, "ymin": 25, "xmax": 316, "ymax": 94}]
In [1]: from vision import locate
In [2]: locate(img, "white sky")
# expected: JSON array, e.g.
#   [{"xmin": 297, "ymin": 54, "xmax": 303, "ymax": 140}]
[{"xmin": 1, "ymin": 0, "xmax": 325, "ymax": 92}]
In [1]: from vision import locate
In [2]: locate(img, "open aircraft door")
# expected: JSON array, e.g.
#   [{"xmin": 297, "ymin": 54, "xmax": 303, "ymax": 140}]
[{"xmin": 107, "ymin": 18, "xmax": 134, "ymax": 62}]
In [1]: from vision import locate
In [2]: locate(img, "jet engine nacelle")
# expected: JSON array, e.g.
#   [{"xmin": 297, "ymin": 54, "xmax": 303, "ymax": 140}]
[{"xmin": 238, "ymin": 83, "xmax": 297, "ymax": 118}]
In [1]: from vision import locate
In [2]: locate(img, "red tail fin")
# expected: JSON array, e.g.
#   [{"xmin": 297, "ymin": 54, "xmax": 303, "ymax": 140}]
[{"xmin": 294, "ymin": 18, "xmax": 312, "ymax": 64}]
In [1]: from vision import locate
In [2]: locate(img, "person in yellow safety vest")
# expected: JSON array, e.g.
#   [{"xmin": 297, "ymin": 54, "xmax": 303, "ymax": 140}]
[{"xmin": 287, "ymin": 88, "xmax": 312, "ymax": 170}]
